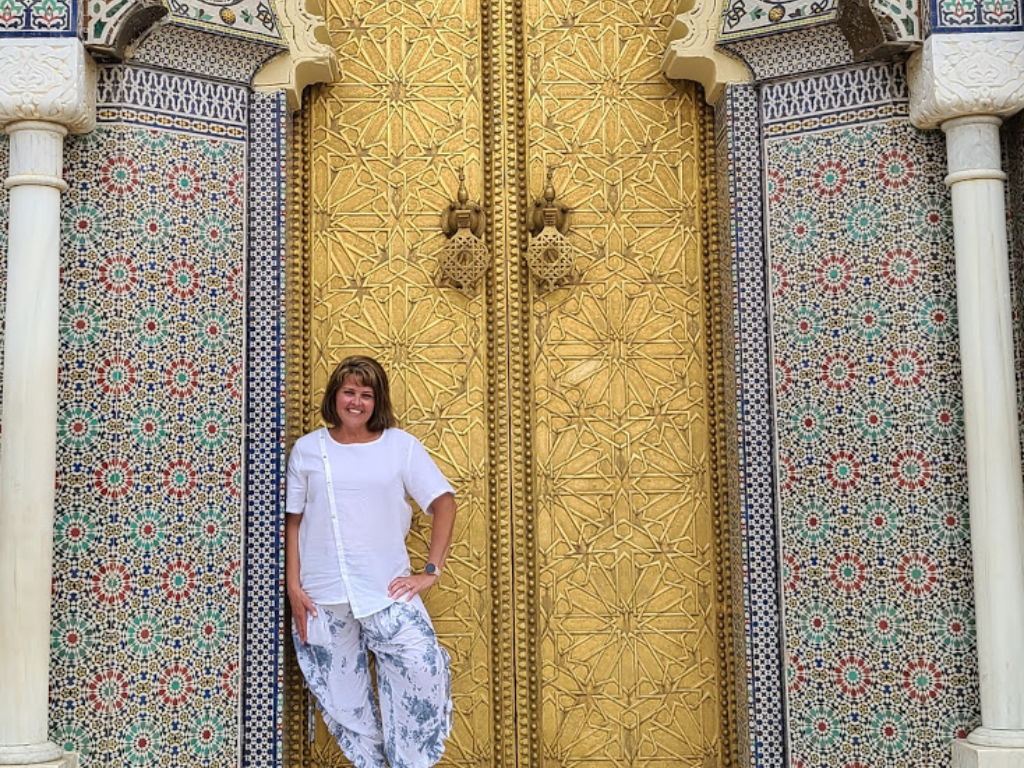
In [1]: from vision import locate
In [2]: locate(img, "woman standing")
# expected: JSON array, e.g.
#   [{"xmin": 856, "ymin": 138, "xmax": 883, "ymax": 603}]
[{"xmin": 286, "ymin": 356, "xmax": 456, "ymax": 768}]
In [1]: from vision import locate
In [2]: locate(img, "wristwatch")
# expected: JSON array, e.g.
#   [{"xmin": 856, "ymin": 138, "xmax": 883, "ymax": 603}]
[{"xmin": 424, "ymin": 562, "xmax": 441, "ymax": 577}]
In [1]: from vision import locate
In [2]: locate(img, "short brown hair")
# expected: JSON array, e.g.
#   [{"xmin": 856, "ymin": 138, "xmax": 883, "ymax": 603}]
[{"xmin": 321, "ymin": 356, "xmax": 397, "ymax": 433}]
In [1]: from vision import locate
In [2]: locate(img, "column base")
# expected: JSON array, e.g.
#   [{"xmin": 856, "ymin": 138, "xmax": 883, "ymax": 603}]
[
  {"xmin": 954, "ymin": 740, "xmax": 1024, "ymax": 768},
  {"xmin": 0, "ymin": 744, "xmax": 67, "ymax": 766}
]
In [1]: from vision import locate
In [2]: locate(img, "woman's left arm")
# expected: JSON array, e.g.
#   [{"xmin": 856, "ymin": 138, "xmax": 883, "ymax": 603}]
[{"xmin": 388, "ymin": 492, "xmax": 457, "ymax": 601}]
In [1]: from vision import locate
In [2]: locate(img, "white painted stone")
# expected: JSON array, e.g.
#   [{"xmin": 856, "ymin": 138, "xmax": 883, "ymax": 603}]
[
  {"xmin": 941, "ymin": 115, "xmax": 1024, "ymax": 755},
  {"xmin": 954, "ymin": 740, "xmax": 1024, "ymax": 768},
  {"xmin": 0, "ymin": 120, "xmax": 67, "ymax": 767},
  {"xmin": 0, "ymin": 39, "xmax": 96, "ymax": 133},
  {"xmin": 0, "ymin": 36, "xmax": 93, "ymax": 768},
  {"xmin": 909, "ymin": 32, "xmax": 1024, "ymax": 129},
  {"xmin": 252, "ymin": 0, "xmax": 337, "ymax": 112},
  {"xmin": 0, "ymin": 758, "xmax": 76, "ymax": 768}
]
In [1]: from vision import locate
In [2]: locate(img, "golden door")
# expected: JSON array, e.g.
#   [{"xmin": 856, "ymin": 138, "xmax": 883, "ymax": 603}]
[{"xmin": 284, "ymin": 1, "xmax": 736, "ymax": 766}]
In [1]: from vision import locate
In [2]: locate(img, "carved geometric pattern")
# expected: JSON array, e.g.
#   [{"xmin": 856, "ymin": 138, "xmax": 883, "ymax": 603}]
[
  {"xmin": 301, "ymin": 1, "xmax": 494, "ymax": 764},
  {"xmin": 720, "ymin": 0, "xmax": 837, "ymax": 41},
  {"xmin": 294, "ymin": 0, "xmax": 733, "ymax": 766},
  {"xmin": 715, "ymin": 82, "xmax": 786, "ymax": 768},
  {"xmin": 763, "ymin": 61, "xmax": 980, "ymax": 767},
  {"xmin": 527, "ymin": 0, "xmax": 729, "ymax": 763},
  {"xmin": 928, "ymin": 0, "xmax": 1022, "ymax": 31}
]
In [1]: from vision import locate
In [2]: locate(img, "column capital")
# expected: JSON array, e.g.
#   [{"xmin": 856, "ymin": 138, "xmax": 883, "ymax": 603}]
[
  {"xmin": 0, "ymin": 38, "xmax": 97, "ymax": 135},
  {"xmin": 908, "ymin": 31, "xmax": 1024, "ymax": 130}
]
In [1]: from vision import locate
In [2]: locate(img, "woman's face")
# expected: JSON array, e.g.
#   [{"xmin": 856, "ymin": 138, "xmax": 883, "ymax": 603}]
[{"xmin": 335, "ymin": 376, "xmax": 376, "ymax": 432}]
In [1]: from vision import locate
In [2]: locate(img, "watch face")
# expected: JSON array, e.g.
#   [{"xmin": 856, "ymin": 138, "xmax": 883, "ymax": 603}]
[{"xmin": 425, "ymin": 563, "xmax": 437, "ymax": 575}]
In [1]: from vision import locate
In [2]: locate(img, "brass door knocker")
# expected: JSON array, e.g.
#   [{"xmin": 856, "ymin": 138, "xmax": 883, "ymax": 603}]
[
  {"xmin": 526, "ymin": 168, "xmax": 576, "ymax": 291},
  {"xmin": 437, "ymin": 168, "xmax": 489, "ymax": 295}
]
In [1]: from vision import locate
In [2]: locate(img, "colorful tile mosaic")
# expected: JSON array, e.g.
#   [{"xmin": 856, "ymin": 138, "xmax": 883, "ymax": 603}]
[
  {"xmin": 165, "ymin": 0, "xmax": 281, "ymax": 44},
  {"xmin": 763, "ymin": 61, "xmax": 980, "ymax": 767},
  {"xmin": 715, "ymin": 82, "xmax": 786, "ymax": 768},
  {"xmin": 872, "ymin": 0, "xmax": 924, "ymax": 38},
  {"xmin": 720, "ymin": 0, "xmax": 837, "ymax": 41},
  {"xmin": 241, "ymin": 89, "xmax": 288, "ymax": 768},
  {"xmin": 0, "ymin": 0, "xmax": 76, "ymax": 35},
  {"xmin": 34, "ymin": 65, "xmax": 246, "ymax": 767},
  {"xmin": 720, "ymin": 23, "xmax": 854, "ymax": 81},
  {"xmin": 131, "ymin": 24, "xmax": 285, "ymax": 85},
  {"xmin": 928, "ymin": 0, "xmax": 1022, "ymax": 31}
]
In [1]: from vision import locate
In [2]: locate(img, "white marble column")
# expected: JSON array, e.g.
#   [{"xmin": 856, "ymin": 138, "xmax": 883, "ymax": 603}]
[
  {"xmin": 0, "ymin": 40, "xmax": 95, "ymax": 768},
  {"xmin": 909, "ymin": 31, "xmax": 1024, "ymax": 768}
]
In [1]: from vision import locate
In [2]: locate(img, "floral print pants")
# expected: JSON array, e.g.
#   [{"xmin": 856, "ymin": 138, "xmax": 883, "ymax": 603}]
[{"xmin": 292, "ymin": 597, "xmax": 453, "ymax": 768}]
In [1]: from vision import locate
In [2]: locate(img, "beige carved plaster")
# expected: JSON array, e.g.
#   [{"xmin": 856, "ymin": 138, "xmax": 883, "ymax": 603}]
[
  {"xmin": 661, "ymin": 0, "xmax": 750, "ymax": 103},
  {"xmin": 0, "ymin": 39, "xmax": 97, "ymax": 134},
  {"xmin": 909, "ymin": 31, "xmax": 1024, "ymax": 129},
  {"xmin": 253, "ymin": 0, "xmax": 337, "ymax": 112}
]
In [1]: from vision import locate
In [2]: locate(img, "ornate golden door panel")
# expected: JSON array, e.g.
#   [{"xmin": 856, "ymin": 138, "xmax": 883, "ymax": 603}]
[{"xmin": 285, "ymin": 1, "xmax": 735, "ymax": 766}]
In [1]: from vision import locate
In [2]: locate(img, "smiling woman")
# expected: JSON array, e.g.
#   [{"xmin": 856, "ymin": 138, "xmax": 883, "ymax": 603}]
[{"xmin": 284, "ymin": 355, "xmax": 458, "ymax": 768}]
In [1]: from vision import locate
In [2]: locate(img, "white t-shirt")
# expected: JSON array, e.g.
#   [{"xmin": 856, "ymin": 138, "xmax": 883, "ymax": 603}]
[{"xmin": 286, "ymin": 427, "xmax": 454, "ymax": 618}]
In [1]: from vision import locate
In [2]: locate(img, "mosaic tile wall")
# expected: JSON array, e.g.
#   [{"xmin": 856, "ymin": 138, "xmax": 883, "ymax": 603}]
[
  {"xmin": 0, "ymin": 0, "xmax": 76, "ymax": 35},
  {"xmin": 763, "ymin": 62, "xmax": 980, "ymax": 767},
  {"xmin": 716, "ymin": 82, "xmax": 786, "ymax": 768},
  {"xmin": 0, "ymin": 63, "xmax": 249, "ymax": 767},
  {"xmin": 928, "ymin": 0, "xmax": 1022, "ymax": 31},
  {"xmin": 241, "ymin": 89, "xmax": 288, "ymax": 768}
]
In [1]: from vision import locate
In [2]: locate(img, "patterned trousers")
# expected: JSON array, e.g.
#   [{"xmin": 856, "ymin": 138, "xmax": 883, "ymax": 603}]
[{"xmin": 292, "ymin": 597, "xmax": 453, "ymax": 768}]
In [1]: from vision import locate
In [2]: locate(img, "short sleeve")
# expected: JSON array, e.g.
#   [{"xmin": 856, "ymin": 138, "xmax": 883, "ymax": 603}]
[
  {"xmin": 403, "ymin": 436, "xmax": 455, "ymax": 514},
  {"xmin": 285, "ymin": 444, "xmax": 308, "ymax": 514}
]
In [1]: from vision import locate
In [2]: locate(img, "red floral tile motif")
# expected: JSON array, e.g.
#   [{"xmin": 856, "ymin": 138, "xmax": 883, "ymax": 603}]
[
  {"xmin": 767, "ymin": 110, "xmax": 975, "ymax": 768},
  {"xmin": 17, "ymin": 122, "xmax": 248, "ymax": 767}
]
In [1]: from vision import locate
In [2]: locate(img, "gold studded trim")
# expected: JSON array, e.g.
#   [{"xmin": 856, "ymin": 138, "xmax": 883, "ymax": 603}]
[
  {"xmin": 282, "ymin": 85, "xmax": 313, "ymax": 768},
  {"xmin": 481, "ymin": 0, "xmax": 518, "ymax": 764},
  {"xmin": 699, "ymin": 94, "xmax": 740, "ymax": 767}
]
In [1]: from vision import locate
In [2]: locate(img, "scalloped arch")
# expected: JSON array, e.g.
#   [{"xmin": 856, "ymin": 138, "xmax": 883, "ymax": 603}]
[
  {"xmin": 253, "ymin": 0, "xmax": 337, "ymax": 111},
  {"xmin": 661, "ymin": 0, "xmax": 751, "ymax": 103}
]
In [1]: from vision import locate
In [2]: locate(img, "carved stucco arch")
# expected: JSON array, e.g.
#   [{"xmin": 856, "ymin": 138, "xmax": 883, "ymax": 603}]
[
  {"xmin": 253, "ymin": 0, "xmax": 337, "ymax": 111},
  {"xmin": 661, "ymin": 0, "xmax": 750, "ymax": 102}
]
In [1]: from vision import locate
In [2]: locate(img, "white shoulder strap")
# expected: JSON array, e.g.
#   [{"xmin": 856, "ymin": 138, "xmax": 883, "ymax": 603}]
[{"xmin": 318, "ymin": 429, "xmax": 351, "ymax": 586}]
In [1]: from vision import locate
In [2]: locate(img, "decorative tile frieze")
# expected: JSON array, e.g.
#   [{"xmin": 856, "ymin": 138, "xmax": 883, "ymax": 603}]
[
  {"xmin": 763, "ymin": 61, "xmax": 909, "ymax": 132},
  {"xmin": 929, "ymin": 0, "xmax": 1022, "ymax": 32},
  {"xmin": 0, "ymin": 0, "xmax": 75, "ymax": 36},
  {"xmin": 720, "ymin": 0, "xmax": 838, "ymax": 41},
  {"xmin": 96, "ymin": 65, "xmax": 249, "ymax": 133}
]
